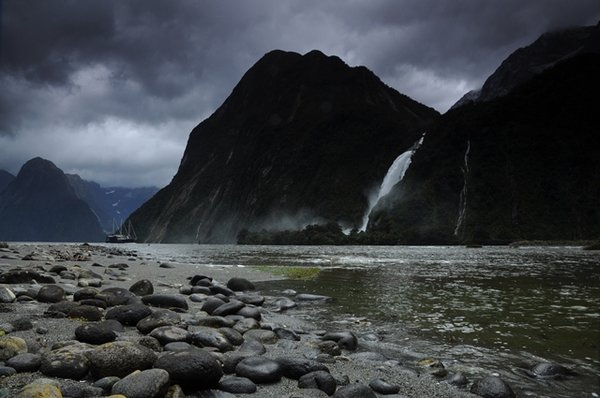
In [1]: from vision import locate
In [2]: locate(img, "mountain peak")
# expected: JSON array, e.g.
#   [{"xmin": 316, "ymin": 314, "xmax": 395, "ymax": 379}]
[
  {"xmin": 0, "ymin": 157, "xmax": 105, "ymax": 242},
  {"xmin": 129, "ymin": 50, "xmax": 438, "ymax": 243},
  {"xmin": 453, "ymin": 23, "xmax": 599, "ymax": 107}
]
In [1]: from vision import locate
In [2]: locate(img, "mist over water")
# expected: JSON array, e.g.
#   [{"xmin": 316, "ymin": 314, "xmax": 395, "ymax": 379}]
[{"xmin": 120, "ymin": 243, "xmax": 600, "ymax": 397}]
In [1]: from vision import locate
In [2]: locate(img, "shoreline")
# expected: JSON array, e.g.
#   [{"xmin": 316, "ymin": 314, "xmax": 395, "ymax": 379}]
[{"xmin": 1, "ymin": 243, "xmax": 519, "ymax": 397}]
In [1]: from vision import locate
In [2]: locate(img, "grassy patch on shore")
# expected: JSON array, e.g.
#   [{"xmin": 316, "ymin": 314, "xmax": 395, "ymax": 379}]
[{"xmin": 253, "ymin": 265, "xmax": 320, "ymax": 280}]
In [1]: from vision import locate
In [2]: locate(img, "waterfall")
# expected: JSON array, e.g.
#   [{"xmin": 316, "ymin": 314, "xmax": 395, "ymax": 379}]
[
  {"xmin": 359, "ymin": 135, "xmax": 425, "ymax": 231},
  {"xmin": 454, "ymin": 140, "xmax": 471, "ymax": 236}
]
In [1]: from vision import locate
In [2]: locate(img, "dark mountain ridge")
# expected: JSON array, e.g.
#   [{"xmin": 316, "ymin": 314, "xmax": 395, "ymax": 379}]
[
  {"xmin": 0, "ymin": 169, "xmax": 15, "ymax": 193},
  {"xmin": 369, "ymin": 53, "xmax": 600, "ymax": 244},
  {"xmin": 66, "ymin": 174, "xmax": 158, "ymax": 233},
  {"xmin": 0, "ymin": 158, "xmax": 105, "ymax": 242},
  {"xmin": 454, "ymin": 23, "xmax": 599, "ymax": 107},
  {"xmin": 129, "ymin": 49, "xmax": 438, "ymax": 243}
]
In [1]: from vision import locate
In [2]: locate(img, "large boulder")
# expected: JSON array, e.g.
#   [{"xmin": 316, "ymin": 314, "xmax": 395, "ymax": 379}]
[
  {"xmin": 0, "ymin": 286, "xmax": 16, "ymax": 303},
  {"xmin": 105, "ymin": 303, "xmax": 153, "ymax": 326},
  {"xmin": 129, "ymin": 279, "xmax": 154, "ymax": 296},
  {"xmin": 96, "ymin": 287, "xmax": 138, "ymax": 307},
  {"xmin": 75, "ymin": 320, "xmax": 123, "ymax": 345},
  {"xmin": 276, "ymin": 357, "xmax": 329, "ymax": 379},
  {"xmin": 298, "ymin": 370, "xmax": 337, "ymax": 396},
  {"xmin": 0, "ymin": 336, "xmax": 28, "ymax": 361},
  {"xmin": 142, "ymin": 294, "xmax": 188, "ymax": 310},
  {"xmin": 37, "ymin": 285, "xmax": 65, "ymax": 303},
  {"xmin": 226, "ymin": 277, "xmax": 255, "ymax": 291},
  {"xmin": 40, "ymin": 343, "xmax": 92, "ymax": 379},
  {"xmin": 470, "ymin": 376, "xmax": 516, "ymax": 398},
  {"xmin": 137, "ymin": 309, "xmax": 183, "ymax": 334},
  {"xmin": 154, "ymin": 350, "xmax": 223, "ymax": 389},
  {"xmin": 235, "ymin": 356, "xmax": 282, "ymax": 384},
  {"xmin": 111, "ymin": 368, "xmax": 170, "ymax": 398},
  {"xmin": 87, "ymin": 341, "xmax": 157, "ymax": 378}
]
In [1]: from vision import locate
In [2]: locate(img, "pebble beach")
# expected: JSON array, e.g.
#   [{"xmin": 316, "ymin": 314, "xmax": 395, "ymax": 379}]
[{"xmin": 0, "ymin": 242, "xmax": 523, "ymax": 398}]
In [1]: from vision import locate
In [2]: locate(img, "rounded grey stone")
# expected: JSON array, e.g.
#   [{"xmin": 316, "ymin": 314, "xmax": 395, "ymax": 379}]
[
  {"xmin": 226, "ymin": 277, "xmax": 255, "ymax": 292},
  {"xmin": 88, "ymin": 341, "xmax": 157, "ymax": 378},
  {"xmin": 73, "ymin": 286, "xmax": 99, "ymax": 301},
  {"xmin": 218, "ymin": 376, "xmax": 257, "ymax": 394},
  {"xmin": 75, "ymin": 320, "xmax": 120, "ymax": 345},
  {"xmin": 149, "ymin": 326, "xmax": 191, "ymax": 345},
  {"xmin": 142, "ymin": 294, "xmax": 188, "ymax": 310},
  {"xmin": 96, "ymin": 287, "xmax": 138, "ymax": 307},
  {"xmin": 243, "ymin": 329, "xmax": 278, "ymax": 344},
  {"xmin": 37, "ymin": 285, "xmax": 65, "ymax": 303},
  {"xmin": 322, "ymin": 331, "xmax": 358, "ymax": 351},
  {"xmin": 129, "ymin": 279, "xmax": 154, "ymax": 296},
  {"xmin": 154, "ymin": 350, "xmax": 223, "ymax": 389},
  {"xmin": 106, "ymin": 303, "xmax": 153, "ymax": 326},
  {"xmin": 201, "ymin": 297, "xmax": 226, "ymax": 315},
  {"xmin": 212, "ymin": 300, "xmax": 245, "ymax": 317},
  {"xmin": 0, "ymin": 286, "xmax": 16, "ymax": 303},
  {"xmin": 68, "ymin": 305, "xmax": 103, "ymax": 321},
  {"xmin": 6, "ymin": 353, "xmax": 41, "ymax": 372},
  {"xmin": 111, "ymin": 368, "xmax": 170, "ymax": 398},
  {"xmin": 40, "ymin": 346, "xmax": 90, "ymax": 379},
  {"xmin": 276, "ymin": 357, "xmax": 329, "ymax": 379},
  {"xmin": 137, "ymin": 308, "xmax": 183, "ymax": 334},
  {"xmin": 236, "ymin": 294, "xmax": 265, "ymax": 306},
  {"xmin": 235, "ymin": 356, "xmax": 282, "ymax": 384},
  {"xmin": 218, "ymin": 327, "xmax": 244, "ymax": 346},
  {"xmin": 298, "ymin": 370, "xmax": 337, "ymax": 396},
  {"xmin": 470, "ymin": 376, "xmax": 516, "ymax": 398},
  {"xmin": 369, "ymin": 378, "xmax": 400, "ymax": 394},
  {"xmin": 191, "ymin": 327, "xmax": 233, "ymax": 352},
  {"xmin": 531, "ymin": 362, "xmax": 572, "ymax": 378}
]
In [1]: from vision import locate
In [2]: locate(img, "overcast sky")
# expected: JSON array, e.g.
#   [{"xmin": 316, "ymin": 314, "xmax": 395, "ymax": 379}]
[{"xmin": 1, "ymin": 0, "xmax": 598, "ymax": 188}]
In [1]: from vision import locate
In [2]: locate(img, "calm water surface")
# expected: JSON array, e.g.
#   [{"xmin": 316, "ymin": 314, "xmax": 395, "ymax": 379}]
[{"xmin": 124, "ymin": 244, "xmax": 599, "ymax": 397}]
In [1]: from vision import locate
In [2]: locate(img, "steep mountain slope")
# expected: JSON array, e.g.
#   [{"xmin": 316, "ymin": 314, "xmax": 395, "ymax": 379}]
[
  {"xmin": 129, "ymin": 50, "xmax": 438, "ymax": 243},
  {"xmin": 454, "ymin": 23, "xmax": 599, "ymax": 107},
  {"xmin": 369, "ymin": 53, "xmax": 600, "ymax": 243},
  {"xmin": 0, "ymin": 170, "xmax": 15, "ymax": 193},
  {"xmin": 66, "ymin": 174, "xmax": 158, "ymax": 233},
  {"xmin": 0, "ymin": 158, "xmax": 105, "ymax": 242}
]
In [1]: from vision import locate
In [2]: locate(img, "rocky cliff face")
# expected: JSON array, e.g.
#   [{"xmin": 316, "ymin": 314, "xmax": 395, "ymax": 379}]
[
  {"xmin": 453, "ymin": 23, "xmax": 599, "ymax": 107},
  {"xmin": 66, "ymin": 174, "xmax": 158, "ymax": 233},
  {"xmin": 0, "ymin": 158, "xmax": 105, "ymax": 242},
  {"xmin": 0, "ymin": 170, "xmax": 15, "ymax": 193},
  {"xmin": 129, "ymin": 49, "xmax": 438, "ymax": 243},
  {"xmin": 369, "ymin": 53, "xmax": 600, "ymax": 243}
]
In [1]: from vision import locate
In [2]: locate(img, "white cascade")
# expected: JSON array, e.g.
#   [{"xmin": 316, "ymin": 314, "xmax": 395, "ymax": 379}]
[
  {"xmin": 359, "ymin": 135, "xmax": 425, "ymax": 231},
  {"xmin": 454, "ymin": 140, "xmax": 471, "ymax": 236}
]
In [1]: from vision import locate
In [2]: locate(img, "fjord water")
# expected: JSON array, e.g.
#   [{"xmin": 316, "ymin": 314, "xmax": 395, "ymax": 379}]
[{"xmin": 132, "ymin": 244, "xmax": 599, "ymax": 397}]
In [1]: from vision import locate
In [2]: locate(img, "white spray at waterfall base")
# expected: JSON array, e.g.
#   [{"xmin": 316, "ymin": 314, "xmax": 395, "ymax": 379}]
[{"xmin": 359, "ymin": 134, "xmax": 425, "ymax": 231}]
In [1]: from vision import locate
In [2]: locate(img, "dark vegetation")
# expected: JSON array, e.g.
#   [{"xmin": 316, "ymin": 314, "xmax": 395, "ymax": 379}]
[{"xmin": 237, "ymin": 222, "xmax": 459, "ymax": 245}]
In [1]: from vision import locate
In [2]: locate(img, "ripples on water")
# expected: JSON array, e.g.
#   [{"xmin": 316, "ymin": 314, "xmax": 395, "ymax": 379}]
[{"xmin": 127, "ymin": 244, "xmax": 599, "ymax": 397}]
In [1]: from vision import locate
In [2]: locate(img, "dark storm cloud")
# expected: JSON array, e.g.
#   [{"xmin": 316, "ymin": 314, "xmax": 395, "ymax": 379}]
[{"xmin": 1, "ymin": 0, "xmax": 598, "ymax": 187}]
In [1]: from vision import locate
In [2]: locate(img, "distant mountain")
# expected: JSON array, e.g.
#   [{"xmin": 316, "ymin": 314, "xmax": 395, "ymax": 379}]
[
  {"xmin": 128, "ymin": 49, "xmax": 439, "ymax": 243},
  {"xmin": 369, "ymin": 53, "xmax": 600, "ymax": 243},
  {"xmin": 0, "ymin": 158, "xmax": 105, "ymax": 242},
  {"xmin": 66, "ymin": 174, "xmax": 158, "ymax": 233},
  {"xmin": 0, "ymin": 170, "xmax": 15, "ymax": 193},
  {"xmin": 453, "ymin": 23, "xmax": 599, "ymax": 108}
]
